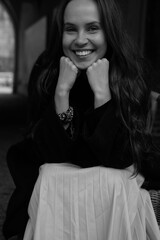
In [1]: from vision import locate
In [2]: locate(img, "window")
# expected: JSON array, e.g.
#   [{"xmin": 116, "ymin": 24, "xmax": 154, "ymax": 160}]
[{"xmin": 0, "ymin": 2, "xmax": 15, "ymax": 93}]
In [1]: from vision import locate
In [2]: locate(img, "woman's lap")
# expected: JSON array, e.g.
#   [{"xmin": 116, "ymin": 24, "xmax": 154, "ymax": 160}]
[{"xmin": 23, "ymin": 164, "xmax": 160, "ymax": 240}]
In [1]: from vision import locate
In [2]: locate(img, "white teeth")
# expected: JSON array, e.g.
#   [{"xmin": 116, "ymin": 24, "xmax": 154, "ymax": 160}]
[{"xmin": 75, "ymin": 50, "xmax": 92, "ymax": 56}]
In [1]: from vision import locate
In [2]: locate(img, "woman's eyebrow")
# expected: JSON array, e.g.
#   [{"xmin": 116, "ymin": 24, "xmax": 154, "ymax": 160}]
[
  {"xmin": 64, "ymin": 22, "xmax": 75, "ymax": 26},
  {"xmin": 86, "ymin": 21, "xmax": 101, "ymax": 27},
  {"xmin": 64, "ymin": 21, "xmax": 100, "ymax": 26}
]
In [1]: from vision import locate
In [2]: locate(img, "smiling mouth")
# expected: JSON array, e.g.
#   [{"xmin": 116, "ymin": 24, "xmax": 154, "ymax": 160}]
[{"xmin": 74, "ymin": 50, "xmax": 93, "ymax": 57}]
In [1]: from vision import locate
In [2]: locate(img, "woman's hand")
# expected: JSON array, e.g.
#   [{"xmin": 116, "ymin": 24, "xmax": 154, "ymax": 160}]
[
  {"xmin": 56, "ymin": 57, "xmax": 78, "ymax": 95},
  {"xmin": 55, "ymin": 57, "xmax": 78, "ymax": 113},
  {"xmin": 86, "ymin": 58, "xmax": 111, "ymax": 108}
]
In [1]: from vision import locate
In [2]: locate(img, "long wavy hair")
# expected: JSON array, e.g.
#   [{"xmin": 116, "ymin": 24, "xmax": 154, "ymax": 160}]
[{"xmin": 27, "ymin": 0, "xmax": 153, "ymax": 174}]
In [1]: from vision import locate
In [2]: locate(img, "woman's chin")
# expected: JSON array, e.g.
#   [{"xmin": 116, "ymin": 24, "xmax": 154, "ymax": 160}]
[{"xmin": 73, "ymin": 61, "xmax": 93, "ymax": 70}]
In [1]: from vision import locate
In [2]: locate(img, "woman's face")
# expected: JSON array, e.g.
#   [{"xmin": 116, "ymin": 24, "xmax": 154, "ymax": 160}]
[{"xmin": 62, "ymin": 0, "xmax": 107, "ymax": 69}]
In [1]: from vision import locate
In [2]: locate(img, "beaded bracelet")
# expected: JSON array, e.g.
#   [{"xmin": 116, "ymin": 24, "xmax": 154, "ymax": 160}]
[{"xmin": 57, "ymin": 106, "xmax": 74, "ymax": 124}]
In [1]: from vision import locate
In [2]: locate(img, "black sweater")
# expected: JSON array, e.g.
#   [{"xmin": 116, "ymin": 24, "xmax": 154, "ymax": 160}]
[{"xmin": 33, "ymin": 100, "xmax": 132, "ymax": 167}]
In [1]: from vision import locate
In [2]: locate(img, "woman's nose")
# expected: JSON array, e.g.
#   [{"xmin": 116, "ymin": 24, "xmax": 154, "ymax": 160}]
[{"xmin": 75, "ymin": 31, "xmax": 88, "ymax": 46}]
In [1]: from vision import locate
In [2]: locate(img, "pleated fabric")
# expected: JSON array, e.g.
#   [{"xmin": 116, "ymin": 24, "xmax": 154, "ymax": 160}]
[{"xmin": 23, "ymin": 164, "xmax": 160, "ymax": 240}]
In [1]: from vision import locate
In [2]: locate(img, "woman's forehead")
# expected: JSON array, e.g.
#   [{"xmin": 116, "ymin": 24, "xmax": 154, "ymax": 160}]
[{"xmin": 64, "ymin": 0, "xmax": 100, "ymax": 24}]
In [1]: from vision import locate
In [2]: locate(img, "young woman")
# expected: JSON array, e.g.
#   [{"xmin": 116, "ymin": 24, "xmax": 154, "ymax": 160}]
[{"xmin": 3, "ymin": 0, "xmax": 160, "ymax": 239}]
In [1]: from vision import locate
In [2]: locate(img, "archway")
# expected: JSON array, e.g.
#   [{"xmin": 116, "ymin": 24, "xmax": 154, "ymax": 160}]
[{"xmin": 0, "ymin": 1, "xmax": 15, "ymax": 93}]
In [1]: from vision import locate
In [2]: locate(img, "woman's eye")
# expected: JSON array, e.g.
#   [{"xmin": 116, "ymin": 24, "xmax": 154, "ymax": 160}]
[
  {"xmin": 88, "ymin": 26, "xmax": 99, "ymax": 32},
  {"xmin": 64, "ymin": 27, "xmax": 76, "ymax": 32}
]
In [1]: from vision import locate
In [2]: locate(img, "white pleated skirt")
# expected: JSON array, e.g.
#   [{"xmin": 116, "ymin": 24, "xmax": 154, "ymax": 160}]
[{"xmin": 23, "ymin": 164, "xmax": 160, "ymax": 240}]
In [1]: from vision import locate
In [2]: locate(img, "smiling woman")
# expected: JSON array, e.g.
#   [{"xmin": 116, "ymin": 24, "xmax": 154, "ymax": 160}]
[{"xmin": 3, "ymin": 0, "xmax": 160, "ymax": 239}]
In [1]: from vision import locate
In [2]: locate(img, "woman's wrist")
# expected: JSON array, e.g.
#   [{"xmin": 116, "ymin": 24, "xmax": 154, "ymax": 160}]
[
  {"xmin": 54, "ymin": 90, "xmax": 69, "ymax": 114},
  {"xmin": 56, "ymin": 106, "xmax": 74, "ymax": 133},
  {"xmin": 94, "ymin": 92, "xmax": 111, "ymax": 108}
]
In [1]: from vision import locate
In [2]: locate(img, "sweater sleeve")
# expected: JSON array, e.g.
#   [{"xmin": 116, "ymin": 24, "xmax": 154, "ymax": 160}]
[
  {"xmin": 32, "ymin": 101, "xmax": 132, "ymax": 169},
  {"xmin": 81, "ymin": 100, "xmax": 133, "ymax": 168},
  {"xmin": 33, "ymin": 104, "xmax": 74, "ymax": 163}
]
